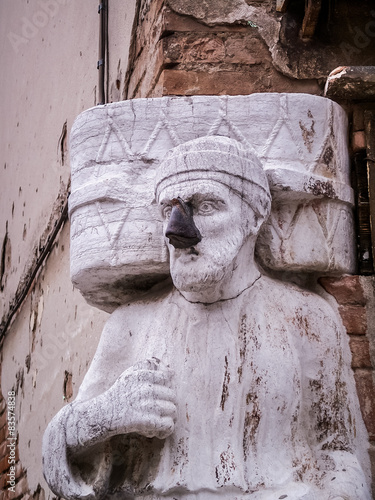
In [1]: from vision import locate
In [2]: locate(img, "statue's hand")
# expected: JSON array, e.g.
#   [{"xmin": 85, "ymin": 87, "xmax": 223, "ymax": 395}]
[{"xmin": 104, "ymin": 358, "xmax": 177, "ymax": 440}]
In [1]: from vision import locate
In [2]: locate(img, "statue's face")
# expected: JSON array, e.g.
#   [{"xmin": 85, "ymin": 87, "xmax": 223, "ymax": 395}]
[{"xmin": 159, "ymin": 179, "xmax": 254, "ymax": 293}]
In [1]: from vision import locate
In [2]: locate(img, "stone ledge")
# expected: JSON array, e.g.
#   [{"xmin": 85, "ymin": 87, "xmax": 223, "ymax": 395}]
[{"xmin": 325, "ymin": 66, "xmax": 375, "ymax": 101}]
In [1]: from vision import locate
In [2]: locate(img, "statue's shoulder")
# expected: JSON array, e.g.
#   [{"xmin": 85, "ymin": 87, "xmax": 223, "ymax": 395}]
[
  {"xmin": 255, "ymin": 275, "xmax": 341, "ymax": 339},
  {"xmin": 257, "ymin": 275, "xmax": 333, "ymax": 309},
  {"xmin": 110, "ymin": 281, "xmax": 175, "ymax": 322}
]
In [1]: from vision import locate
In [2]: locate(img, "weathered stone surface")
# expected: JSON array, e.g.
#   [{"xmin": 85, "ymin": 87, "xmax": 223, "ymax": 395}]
[
  {"xmin": 69, "ymin": 94, "xmax": 355, "ymax": 311},
  {"xmin": 325, "ymin": 66, "xmax": 375, "ymax": 101},
  {"xmin": 44, "ymin": 134, "xmax": 371, "ymax": 499}
]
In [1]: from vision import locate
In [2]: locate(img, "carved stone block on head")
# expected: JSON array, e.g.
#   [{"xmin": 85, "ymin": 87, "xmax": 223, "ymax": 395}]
[{"xmin": 69, "ymin": 94, "xmax": 355, "ymax": 311}]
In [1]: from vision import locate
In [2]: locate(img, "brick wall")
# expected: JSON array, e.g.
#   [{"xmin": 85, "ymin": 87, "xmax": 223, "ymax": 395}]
[{"xmin": 124, "ymin": 0, "xmax": 322, "ymax": 99}]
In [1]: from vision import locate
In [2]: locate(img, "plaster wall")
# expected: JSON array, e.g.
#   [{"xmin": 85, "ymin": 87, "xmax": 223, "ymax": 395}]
[
  {"xmin": 1, "ymin": 224, "xmax": 108, "ymax": 495},
  {"xmin": 0, "ymin": 0, "xmax": 136, "ymax": 496}
]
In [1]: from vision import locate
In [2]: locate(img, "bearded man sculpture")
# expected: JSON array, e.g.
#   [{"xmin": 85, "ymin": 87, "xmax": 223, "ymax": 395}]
[{"xmin": 43, "ymin": 136, "xmax": 371, "ymax": 499}]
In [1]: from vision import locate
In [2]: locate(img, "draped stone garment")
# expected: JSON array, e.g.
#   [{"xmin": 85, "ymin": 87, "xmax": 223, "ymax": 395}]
[{"xmin": 43, "ymin": 276, "xmax": 371, "ymax": 499}]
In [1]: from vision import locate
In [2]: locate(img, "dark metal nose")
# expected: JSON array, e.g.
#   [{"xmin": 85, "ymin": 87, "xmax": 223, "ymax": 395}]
[{"xmin": 165, "ymin": 197, "xmax": 202, "ymax": 249}]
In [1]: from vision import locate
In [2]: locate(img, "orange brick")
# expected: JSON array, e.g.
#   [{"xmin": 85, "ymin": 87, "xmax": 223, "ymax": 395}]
[
  {"xmin": 161, "ymin": 68, "xmax": 258, "ymax": 95},
  {"xmin": 156, "ymin": 68, "xmax": 320, "ymax": 97},
  {"xmin": 0, "ymin": 410, "xmax": 7, "ymax": 430},
  {"xmin": 162, "ymin": 32, "xmax": 265, "ymax": 66},
  {"xmin": 0, "ymin": 398, "xmax": 6, "ymax": 415},
  {"xmin": 0, "ymin": 470, "xmax": 7, "ymax": 490},
  {"xmin": 163, "ymin": 33, "xmax": 225, "ymax": 64},
  {"xmin": 0, "ymin": 454, "xmax": 10, "ymax": 475},
  {"xmin": 352, "ymin": 106, "xmax": 365, "ymax": 132},
  {"xmin": 350, "ymin": 337, "xmax": 372, "ymax": 368},
  {"xmin": 354, "ymin": 370, "xmax": 375, "ymax": 440},
  {"xmin": 352, "ymin": 130, "xmax": 366, "ymax": 152},
  {"xmin": 0, "ymin": 439, "xmax": 8, "ymax": 460},
  {"xmin": 133, "ymin": 0, "xmax": 165, "ymax": 59},
  {"xmin": 126, "ymin": 41, "xmax": 164, "ymax": 99},
  {"xmin": 0, "ymin": 423, "xmax": 7, "ymax": 444},
  {"xmin": 319, "ymin": 275, "xmax": 366, "ymax": 305},
  {"xmin": 338, "ymin": 305, "xmax": 367, "ymax": 334}
]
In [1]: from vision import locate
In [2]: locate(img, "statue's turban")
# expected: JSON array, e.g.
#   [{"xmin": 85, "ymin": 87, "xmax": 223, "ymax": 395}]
[{"xmin": 154, "ymin": 136, "xmax": 271, "ymax": 218}]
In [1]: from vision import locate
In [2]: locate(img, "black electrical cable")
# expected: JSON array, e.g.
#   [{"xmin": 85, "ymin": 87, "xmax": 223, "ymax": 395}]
[{"xmin": 97, "ymin": 1, "xmax": 107, "ymax": 105}]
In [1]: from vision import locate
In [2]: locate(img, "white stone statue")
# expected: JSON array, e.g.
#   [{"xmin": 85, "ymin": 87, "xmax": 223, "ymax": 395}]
[{"xmin": 43, "ymin": 136, "xmax": 371, "ymax": 499}]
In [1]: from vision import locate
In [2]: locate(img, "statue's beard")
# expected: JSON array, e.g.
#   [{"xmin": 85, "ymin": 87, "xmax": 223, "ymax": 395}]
[{"xmin": 169, "ymin": 230, "xmax": 245, "ymax": 293}]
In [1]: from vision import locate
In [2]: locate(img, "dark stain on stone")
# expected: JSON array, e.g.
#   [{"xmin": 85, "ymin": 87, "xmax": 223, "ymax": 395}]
[
  {"xmin": 0, "ymin": 222, "xmax": 11, "ymax": 292},
  {"xmin": 63, "ymin": 371, "xmax": 73, "ymax": 401},
  {"xmin": 215, "ymin": 445, "xmax": 236, "ymax": 486},
  {"xmin": 309, "ymin": 366, "xmax": 352, "ymax": 452},
  {"xmin": 292, "ymin": 307, "xmax": 319, "ymax": 341},
  {"xmin": 322, "ymin": 146, "xmax": 334, "ymax": 166},
  {"xmin": 238, "ymin": 314, "xmax": 248, "ymax": 383},
  {"xmin": 220, "ymin": 355, "xmax": 230, "ymax": 411},
  {"xmin": 299, "ymin": 112, "xmax": 315, "ymax": 153},
  {"xmin": 25, "ymin": 354, "xmax": 31, "ymax": 374},
  {"xmin": 243, "ymin": 392, "xmax": 261, "ymax": 460},
  {"xmin": 172, "ymin": 436, "xmax": 189, "ymax": 474},
  {"xmin": 58, "ymin": 120, "xmax": 68, "ymax": 165},
  {"xmin": 306, "ymin": 178, "xmax": 337, "ymax": 199}
]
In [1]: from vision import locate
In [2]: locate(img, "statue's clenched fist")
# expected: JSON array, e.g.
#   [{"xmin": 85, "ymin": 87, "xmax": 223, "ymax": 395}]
[
  {"xmin": 105, "ymin": 358, "xmax": 177, "ymax": 439},
  {"xmin": 66, "ymin": 358, "xmax": 177, "ymax": 451}
]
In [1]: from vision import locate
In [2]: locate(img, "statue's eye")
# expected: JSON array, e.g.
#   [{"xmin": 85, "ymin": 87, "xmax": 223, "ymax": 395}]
[
  {"xmin": 198, "ymin": 201, "xmax": 216, "ymax": 215},
  {"xmin": 162, "ymin": 206, "xmax": 172, "ymax": 219}
]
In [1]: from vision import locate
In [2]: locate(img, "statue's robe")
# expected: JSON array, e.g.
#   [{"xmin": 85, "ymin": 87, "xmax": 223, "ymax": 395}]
[{"xmin": 43, "ymin": 276, "xmax": 371, "ymax": 499}]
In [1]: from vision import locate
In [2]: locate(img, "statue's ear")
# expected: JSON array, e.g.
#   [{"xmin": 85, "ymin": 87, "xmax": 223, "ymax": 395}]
[
  {"xmin": 244, "ymin": 208, "xmax": 265, "ymax": 237},
  {"xmin": 253, "ymin": 215, "xmax": 265, "ymax": 234}
]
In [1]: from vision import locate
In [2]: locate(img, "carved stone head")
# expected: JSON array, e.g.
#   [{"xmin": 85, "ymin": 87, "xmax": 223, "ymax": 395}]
[{"xmin": 155, "ymin": 136, "xmax": 271, "ymax": 295}]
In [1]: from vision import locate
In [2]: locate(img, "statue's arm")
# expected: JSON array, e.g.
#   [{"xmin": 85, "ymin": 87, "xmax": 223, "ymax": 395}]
[{"xmin": 43, "ymin": 306, "xmax": 176, "ymax": 499}]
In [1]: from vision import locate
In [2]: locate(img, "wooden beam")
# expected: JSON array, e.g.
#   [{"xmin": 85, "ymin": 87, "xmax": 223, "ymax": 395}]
[
  {"xmin": 300, "ymin": 0, "xmax": 322, "ymax": 39},
  {"xmin": 276, "ymin": 0, "xmax": 291, "ymax": 13}
]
